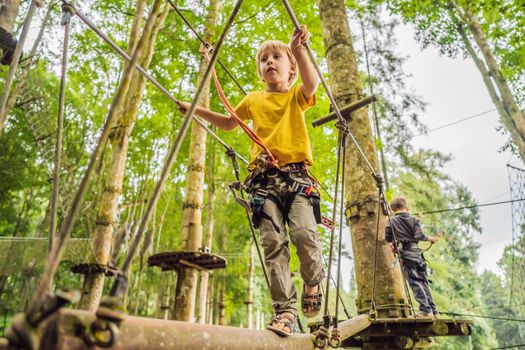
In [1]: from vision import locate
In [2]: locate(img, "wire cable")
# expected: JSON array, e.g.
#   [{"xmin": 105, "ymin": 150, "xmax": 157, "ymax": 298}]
[
  {"xmin": 411, "ymin": 108, "xmax": 496, "ymax": 138},
  {"xmin": 489, "ymin": 344, "xmax": 525, "ymax": 350},
  {"xmin": 413, "ymin": 198, "xmax": 525, "ymax": 215},
  {"xmin": 166, "ymin": 0, "xmax": 247, "ymax": 95},
  {"xmin": 48, "ymin": 3, "xmax": 71, "ymax": 253},
  {"xmin": 443, "ymin": 312, "xmax": 525, "ymax": 323}
]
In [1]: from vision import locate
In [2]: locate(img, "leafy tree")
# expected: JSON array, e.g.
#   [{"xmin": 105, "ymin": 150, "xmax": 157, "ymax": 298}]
[{"xmin": 376, "ymin": 0, "xmax": 525, "ymax": 162}]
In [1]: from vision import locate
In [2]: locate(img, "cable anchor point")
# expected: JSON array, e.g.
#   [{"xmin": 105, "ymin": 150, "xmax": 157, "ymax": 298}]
[
  {"xmin": 312, "ymin": 315, "xmax": 331, "ymax": 349},
  {"xmin": 61, "ymin": 1, "xmax": 76, "ymax": 26},
  {"xmin": 83, "ymin": 296, "xmax": 126, "ymax": 348},
  {"xmin": 5, "ymin": 290, "xmax": 80, "ymax": 350},
  {"xmin": 328, "ymin": 316, "xmax": 341, "ymax": 348}
]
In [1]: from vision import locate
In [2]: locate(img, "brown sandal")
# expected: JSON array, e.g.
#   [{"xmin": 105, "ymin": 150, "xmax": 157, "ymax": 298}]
[
  {"xmin": 302, "ymin": 284, "xmax": 322, "ymax": 318},
  {"xmin": 266, "ymin": 313, "xmax": 296, "ymax": 337}
]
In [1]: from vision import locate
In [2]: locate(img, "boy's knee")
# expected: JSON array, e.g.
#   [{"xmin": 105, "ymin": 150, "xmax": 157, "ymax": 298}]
[
  {"xmin": 290, "ymin": 227, "xmax": 320, "ymax": 250},
  {"xmin": 261, "ymin": 229, "xmax": 289, "ymax": 257}
]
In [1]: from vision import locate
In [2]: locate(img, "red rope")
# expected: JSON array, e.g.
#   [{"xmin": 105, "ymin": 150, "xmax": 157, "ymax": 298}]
[{"xmin": 202, "ymin": 47, "xmax": 278, "ymax": 167}]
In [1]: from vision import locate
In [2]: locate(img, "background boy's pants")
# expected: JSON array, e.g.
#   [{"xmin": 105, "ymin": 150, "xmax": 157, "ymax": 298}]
[
  {"xmin": 258, "ymin": 173, "xmax": 325, "ymax": 316},
  {"xmin": 402, "ymin": 258, "xmax": 437, "ymax": 314}
]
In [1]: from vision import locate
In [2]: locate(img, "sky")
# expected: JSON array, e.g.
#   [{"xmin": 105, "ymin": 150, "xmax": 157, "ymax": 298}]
[{"xmin": 394, "ymin": 24, "xmax": 521, "ymax": 275}]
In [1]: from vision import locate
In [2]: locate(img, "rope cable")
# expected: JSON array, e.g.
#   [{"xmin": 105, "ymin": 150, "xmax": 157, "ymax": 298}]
[
  {"xmin": 322, "ymin": 129, "xmax": 344, "ymax": 321},
  {"xmin": 413, "ymin": 198, "xmax": 525, "ymax": 215},
  {"xmin": 321, "ymin": 254, "xmax": 351, "ymax": 319},
  {"xmin": 48, "ymin": 3, "xmax": 71, "ymax": 253},
  {"xmin": 443, "ymin": 312, "xmax": 525, "ymax": 322},
  {"xmin": 489, "ymin": 344, "xmax": 525, "ymax": 350},
  {"xmin": 166, "ymin": 0, "xmax": 247, "ymax": 95},
  {"xmin": 369, "ymin": 184, "xmax": 382, "ymax": 316},
  {"xmin": 226, "ymin": 150, "xmax": 271, "ymax": 291},
  {"xmin": 360, "ymin": 19, "xmax": 389, "ymax": 191},
  {"xmin": 334, "ymin": 134, "xmax": 347, "ymax": 324},
  {"xmin": 280, "ymin": 0, "xmax": 379, "ymax": 180},
  {"xmin": 411, "ymin": 108, "xmax": 496, "ymax": 138}
]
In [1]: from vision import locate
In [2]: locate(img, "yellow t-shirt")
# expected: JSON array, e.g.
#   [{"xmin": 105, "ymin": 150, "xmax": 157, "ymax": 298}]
[{"xmin": 234, "ymin": 85, "xmax": 316, "ymax": 167}]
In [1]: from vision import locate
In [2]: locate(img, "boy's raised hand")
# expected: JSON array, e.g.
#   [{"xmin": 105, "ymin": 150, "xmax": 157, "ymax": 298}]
[
  {"xmin": 290, "ymin": 25, "xmax": 310, "ymax": 51},
  {"xmin": 427, "ymin": 236, "xmax": 440, "ymax": 244},
  {"xmin": 177, "ymin": 100, "xmax": 191, "ymax": 114}
]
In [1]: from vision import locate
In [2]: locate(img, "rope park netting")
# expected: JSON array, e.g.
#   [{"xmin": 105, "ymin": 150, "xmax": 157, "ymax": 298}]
[{"xmin": 2, "ymin": 0, "xmax": 525, "ymax": 348}]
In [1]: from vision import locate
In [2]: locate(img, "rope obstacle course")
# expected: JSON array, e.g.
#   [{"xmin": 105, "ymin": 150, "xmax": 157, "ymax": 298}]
[{"xmin": 0, "ymin": 0, "xmax": 489, "ymax": 349}]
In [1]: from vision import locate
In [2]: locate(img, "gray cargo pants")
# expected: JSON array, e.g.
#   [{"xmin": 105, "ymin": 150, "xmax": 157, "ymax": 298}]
[
  {"xmin": 256, "ymin": 172, "xmax": 325, "ymax": 316},
  {"xmin": 402, "ymin": 258, "xmax": 437, "ymax": 314}
]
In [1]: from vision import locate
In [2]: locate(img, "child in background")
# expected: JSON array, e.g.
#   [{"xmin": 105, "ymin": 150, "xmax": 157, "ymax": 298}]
[{"xmin": 385, "ymin": 197, "xmax": 440, "ymax": 318}]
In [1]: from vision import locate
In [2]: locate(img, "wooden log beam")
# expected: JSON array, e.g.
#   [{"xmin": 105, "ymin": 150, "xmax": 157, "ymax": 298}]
[
  {"xmin": 35, "ymin": 310, "xmax": 370, "ymax": 350},
  {"xmin": 311, "ymin": 95, "xmax": 377, "ymax": 128}
]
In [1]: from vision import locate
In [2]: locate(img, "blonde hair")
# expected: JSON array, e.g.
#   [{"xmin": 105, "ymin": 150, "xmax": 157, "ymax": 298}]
[
  {"xmin": 255, "ymin": 40, "xmax": 297, "ymax": 85},
  {"xmin": 390, "ymin": 197, "xmax": 409, "ymax": 212}
]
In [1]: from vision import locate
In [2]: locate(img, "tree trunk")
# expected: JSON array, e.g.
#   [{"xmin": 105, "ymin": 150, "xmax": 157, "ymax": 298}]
[
  {"xmin": 196, "ymin": 132, "xmax": 217, "ymax": 324},
  {"xmin": 318, "ymin": 0, "xmax": 408, "ymax": 321},
  {"xmin": 157, "ymin": 272, "xmax": 171, "ymax": 319},
  {"xmin": 78, "ymin": 0, "xmax": 168, "ymax": 310},
  {"xmin": 0, "ymin": 0, "xmax": 37, "ymax": 136},
  {"xmin": 206, "ymin": 274, "xmax": 214, "ymax": 324},
  {"xmin": 172, "ymin": 0, "xmax": 219, "ymax": 322},
  {"xmin": 0, "ymin": 1, "xmax": 20, "ymax": 32},
  {"xmin": 0, "ymin": 1, "xmax": 54, "ymax": 124},
  {"xmin": 218, "ymin": 283, "xmax": 226, "ymax": 326},
  {"xmin": 453, "ymin": 18, "xmax": 525, "ymax": 160},
  {"xmin": 450, "ymin": 1, "xmax": 525, "ymax": 161}
]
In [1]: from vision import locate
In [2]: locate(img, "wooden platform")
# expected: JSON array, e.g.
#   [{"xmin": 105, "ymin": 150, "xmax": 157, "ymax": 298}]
[
  {"xmin": 147, "ymin": 250, "xmax": 227, "ymax": 271},
  {"xmin": 309, "ymin": 317, "xmax": 472, "ymax": 349}
]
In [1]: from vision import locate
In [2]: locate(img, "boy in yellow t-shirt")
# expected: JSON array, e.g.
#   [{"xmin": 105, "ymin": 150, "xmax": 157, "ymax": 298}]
[{"xmin": 177, "ymin": 26, "xmax": 324, "ymax": 336}]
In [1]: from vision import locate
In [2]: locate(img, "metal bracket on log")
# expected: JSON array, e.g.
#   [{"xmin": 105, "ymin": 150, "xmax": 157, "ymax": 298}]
[
  {"xmin": 345, "ymin": 196, "xmax": 380, "ymax": 221},
  {"xmin": 311, "ymin": 95, "xmax": 377, "ymax": 128}
]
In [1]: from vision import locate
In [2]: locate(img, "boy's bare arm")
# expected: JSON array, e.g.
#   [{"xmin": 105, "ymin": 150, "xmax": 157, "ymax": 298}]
[
  {"xmin": 290, "ymin": 25, "xmax": 319, "ymax": 99},
  {"xmin": 177, "ymin": 101, "xmax": 238, "ymax": 131},
  {"xmin": 427, "ymin": 235, "xmax": 440, "ymax": 244}
]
